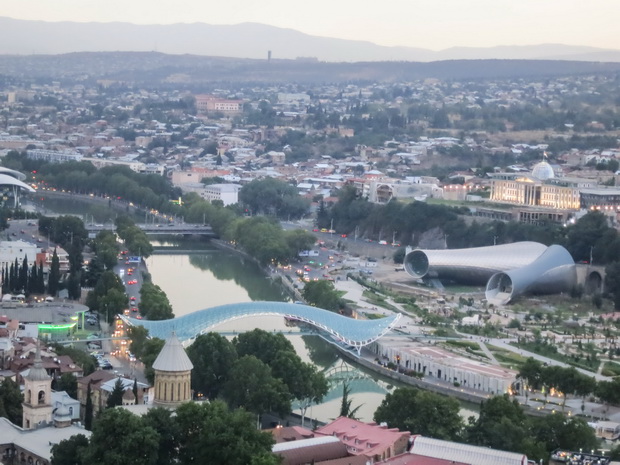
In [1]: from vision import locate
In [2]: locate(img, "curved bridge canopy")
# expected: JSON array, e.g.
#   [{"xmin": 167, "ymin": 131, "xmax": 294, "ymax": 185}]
[{"xmin": 120, "ymin": 301, "xmax": 400, "ymax": 350}]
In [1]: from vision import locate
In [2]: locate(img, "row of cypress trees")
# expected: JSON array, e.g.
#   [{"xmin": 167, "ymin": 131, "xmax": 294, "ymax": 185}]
[{"xmin": 0, "ymin": 249, "xmax": 61, "ymax": 296}]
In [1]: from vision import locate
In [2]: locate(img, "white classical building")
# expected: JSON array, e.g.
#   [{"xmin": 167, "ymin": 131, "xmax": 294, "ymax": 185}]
[{"xmin": 372, "ymin": 339, "xmax": 517, "ymax": 394}]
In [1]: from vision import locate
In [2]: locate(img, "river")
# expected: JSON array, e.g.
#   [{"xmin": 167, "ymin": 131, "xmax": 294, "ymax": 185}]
[{"xmin": 28, "ymin": 194, "xmax": 476, "ymax": 424}]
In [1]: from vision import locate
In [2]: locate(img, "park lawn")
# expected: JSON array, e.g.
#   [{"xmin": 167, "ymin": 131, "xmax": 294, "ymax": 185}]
[
  {"xmin": 488, "ymin": 345, "xmax": 529, "ymax": 369},
  {"xmin": 364, "ymin": 312, "xmax": 387, "ymax": 320},
  {"xmin": 362, "ymin": 290, "xmax": 399, "ymax": 312},
  {"xmin": 508, "ymin": 341, "xmax": 600, "ymax": 373},
  {"xmin": 444, "ymin": 339, "xmax": 482, "ymax": 351},
  {"xmin": 601, "ymin": 361, "xmax": 620, "ymax": 377}
]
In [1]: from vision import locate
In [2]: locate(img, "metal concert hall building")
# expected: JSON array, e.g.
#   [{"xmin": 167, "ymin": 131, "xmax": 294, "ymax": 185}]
[{"xmin": 404, "ymin": 241, "xmax": 576, "ymax": 305}]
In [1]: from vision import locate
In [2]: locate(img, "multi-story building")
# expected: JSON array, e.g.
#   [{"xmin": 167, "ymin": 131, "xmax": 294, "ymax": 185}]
[
  {"xmin": 0, "ymin": 240, "xmax": 40, "ymax": 270},
  {"xmin": 195, "ymin": 95, "xmax": 243, "ymax": 114},
  {"xmin": 489, "ymin": 161, "xmax": 587, "ymax": 221},
  {"xmin": 26, "ymin": 149, "xmax": 83, "ymax": 163}
]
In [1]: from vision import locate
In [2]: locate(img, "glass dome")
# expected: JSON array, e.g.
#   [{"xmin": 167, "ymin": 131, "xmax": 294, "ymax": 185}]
[{"xmin": 532, "ymin": 161, "xmax": 554, "ymax": 180}]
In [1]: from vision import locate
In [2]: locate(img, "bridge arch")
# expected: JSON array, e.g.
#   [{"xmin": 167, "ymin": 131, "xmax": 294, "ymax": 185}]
[
  {"xmin": 120, "ymin": 301, "xmax": 400, "ymax": 352},
  {"xmin": 585, "ymin": 271, "xmax": 603, "ymax": 294}
]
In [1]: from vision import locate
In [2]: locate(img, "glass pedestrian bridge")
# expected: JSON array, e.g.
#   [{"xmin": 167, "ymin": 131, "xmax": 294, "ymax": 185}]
[{"xmin": 120, "ymin": 301, "xmax": 400, "ymax": 352}]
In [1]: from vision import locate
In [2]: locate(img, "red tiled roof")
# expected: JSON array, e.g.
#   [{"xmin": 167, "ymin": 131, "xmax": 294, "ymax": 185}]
[{"xmin": 315, "ymin": 417, "xmax": 410, "ymax": 458}]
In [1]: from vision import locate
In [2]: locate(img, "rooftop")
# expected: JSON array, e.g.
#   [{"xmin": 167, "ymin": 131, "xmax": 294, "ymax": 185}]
[{"xmin": 152, "ymin": 332, "xmax": 193, "ymax": 372}]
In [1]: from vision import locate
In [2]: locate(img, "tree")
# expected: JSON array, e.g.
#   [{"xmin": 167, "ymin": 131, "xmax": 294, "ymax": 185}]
[
  {"xmin": 143, "ymin": 408, "xmax": 180, "ymax": 465},
  {"xmin": 53, "ymin": 344, "xmax": 97, "ymax": 376},
  {"xmin": 48, "ymin": 248, "xmax": 61, "ymax": 295},
  {"xmin": 128, "ymin": 325, "xmax": 150, "ymax": 359},
  {"xmin": 139, "ymin": 282, "xmax": 174, "ymax": 320},
  {"xmin": 270, "ymin": 351, "xmax": 328, "ymax": 427},
  {"xmin": 175, "ymin": 401, "xmax": 279, "ymax": 465},
  {"xmin": 528, "ymin": 414, "xmax": 598, "ymax": 460},
  {"xmin": 54, "ymin": 373, "xmax": 78, "ymax": 399},
  {"xmin": 338, "ymin": 381, "xmax": 362, "ymax": 420},
  {"xmin": 186, "ymin": 332, "xmax": 238, "ymax": 399},
  {"xmin": 51, "ymin": 434, "xmax": 89, "ymax": 465},
  {"xmin": 518, "ymin": 357, "xmax": 544, "ymax": 390},
  {"xmin": 83, "ymin": 408, "xmax": 159, "ymax": 465},
  {"xmin": 466, "ymin": 395, "xmax": 529, "ymax": 453},
  {"xmin": 115, "ymin": 216, "xmax": 154, "ymax": 258},
  {"xmin": 605, "ymin": 262, "xmax": 620, "ymax": 309},
  {"xmin": 106, "ymin": 377, "xmax": 125, "ymax": 408},
  {"xmin": 233, "ymin": 217, "xmax": 291, "ymax": 265},
  {"xmin": 233, "ymin": 329, "xmax": 296, "ymax": 367},
  {"xmin": 66, "ymin": 270, "xmax": 82, "ymax": 300},
  {"xmin": 222, "ymin": 355, "xmax": 291, "ymax": 419},
  {"xmin": 84, "ymin": 381, "xmax": 93, "ymax": 431},
  {"xmin": 133, "ymin": 378, "xmax": 138, "ymax": 405},
  {"xmin": 374, "ymin": 387, "xmax": 464, "ymax": 441},
  {"xmin": 595, "ymin": 377, "xmax": 620, "ymax": 408},
  {"xmin": 566, "ymin": 211, "xmax": 614, "ymax": 263},
  {"xmin": 92, "ymin": 231, "xmax": 120, "ymax": 270},
  {"xmin": 99, "ymin": 288, "xmax": 128, "ymax": 323},
  {"xmin": 283, "ymin": 229, "xmax": 317, "ymax": 255},
  {"xmin": 141, "ymin": 338, "xmax": 166, "ymax": 384},
  {"xmin": 302, "ymin": 280, "xmax": 343, "ymax": 312},
  {"xmin": 0, "ymin": 378, "xmax": 23, "ymax": 426},
  {"xmin": 19, "ymin": 255, "xmax": 28, "ymax": 292},
  {"xmin": 239, "ymin": 177, "xmax": 309, "ymax": 219}
]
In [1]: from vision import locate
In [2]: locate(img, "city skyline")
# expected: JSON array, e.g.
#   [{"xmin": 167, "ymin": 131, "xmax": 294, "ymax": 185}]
[{"xmin": 1, "ymin": 0, "xmax": 619, "ymax": 51}]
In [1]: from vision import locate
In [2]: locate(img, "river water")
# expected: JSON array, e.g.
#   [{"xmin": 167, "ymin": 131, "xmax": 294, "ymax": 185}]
[
  {"xmin": 29, "ymin": 195, "xmax": 475, "ymax": 424},
  {"xmin": 145, "ymin": 243, "xmax": 396, "ymax": 423}
]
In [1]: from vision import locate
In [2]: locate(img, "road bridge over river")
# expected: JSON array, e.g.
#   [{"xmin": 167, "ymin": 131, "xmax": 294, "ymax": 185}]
[{"xmin": 86, "ymin": 223, "xmax": 215, "ymax": 236}]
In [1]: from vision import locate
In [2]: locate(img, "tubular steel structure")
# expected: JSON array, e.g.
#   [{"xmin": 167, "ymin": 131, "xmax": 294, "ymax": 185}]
[
  {"xmin": 404, "ymin": 241, "xmax": 576, "ymax": 304},
  {"xmin": 121, "ymin": 301, "xmax": 400, "ymax": 353},
  {"xmin": 485, "ymin": 245, "xmax": 576, "ymax": 305}
]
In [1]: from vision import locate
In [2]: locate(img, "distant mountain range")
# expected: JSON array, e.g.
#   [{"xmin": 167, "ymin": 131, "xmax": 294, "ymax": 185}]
[{"xmin": 1, "ymin": 16, "xmax": 620, "ymax": 63}]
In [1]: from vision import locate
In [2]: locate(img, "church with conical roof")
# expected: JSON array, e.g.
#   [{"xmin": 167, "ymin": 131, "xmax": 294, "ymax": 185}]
[{"xmin": 152, "ymin": 332, "xmax": 194, "ymax": 407}]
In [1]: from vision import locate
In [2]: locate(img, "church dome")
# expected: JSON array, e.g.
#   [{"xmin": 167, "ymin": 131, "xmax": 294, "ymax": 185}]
[
  {"xmin": 532, "ymin": 161, "xmax": 554, "ymax": 180},
  {"xmin": 53, "ymin": 405, "xmax": 71, "ymax": 420}
]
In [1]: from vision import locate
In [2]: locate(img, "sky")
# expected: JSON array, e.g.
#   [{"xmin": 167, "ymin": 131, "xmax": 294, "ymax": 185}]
[{"xmin": 1, "ymin": 0, "xmax": 618, "ymax": 51}]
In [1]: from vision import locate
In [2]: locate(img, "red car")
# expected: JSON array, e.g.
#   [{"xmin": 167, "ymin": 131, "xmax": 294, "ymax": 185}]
[{"xmin": 130, "ymin": 296, "xmax": 136, "ymax": 301}]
